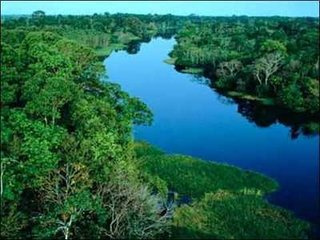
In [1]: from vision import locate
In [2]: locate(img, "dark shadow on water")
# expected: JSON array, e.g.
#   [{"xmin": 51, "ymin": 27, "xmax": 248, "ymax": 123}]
[
  {"xmin": 180, "ymin": 68, "xmax": 319, "ymax": 140},
  {"xmin": 126, "ymin": 40, "xmax": 143, "ymax": 54},
  {"xmin": 117, "ymin": 38, "xmax": 319, "ymax": 141},
  {"xmin": 126, "ymin": 31, "xmax": 175, "ymax": 54},
  {"xmin": 233, "ymin": 98, "xmax": 319, "ymax": 140}
]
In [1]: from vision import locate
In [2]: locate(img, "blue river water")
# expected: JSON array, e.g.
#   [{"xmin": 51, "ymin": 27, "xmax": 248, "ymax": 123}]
[{"xmin": 104, "ymin": 37, "xmax": 319, "ymax": 225}]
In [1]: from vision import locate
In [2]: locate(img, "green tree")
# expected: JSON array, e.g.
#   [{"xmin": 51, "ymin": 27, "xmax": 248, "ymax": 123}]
[{"xmin": 278, "ymin": 84, "xmax": 305, "ymax": 112}]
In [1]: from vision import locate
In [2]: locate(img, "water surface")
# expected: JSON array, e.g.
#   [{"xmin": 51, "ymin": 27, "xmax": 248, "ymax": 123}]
[{"xmin": 104, "ymin": 37, "xmax": 319, "ymax": 224}]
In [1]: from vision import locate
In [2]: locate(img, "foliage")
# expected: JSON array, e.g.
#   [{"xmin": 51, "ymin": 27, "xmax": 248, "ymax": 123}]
[
  {"xmin": 172, "ymin": 190, "xmax": 309, "ymax": 239},
  {"xmin": 170, "ymin": 17, "xmax": 319, "ymax": 115},
  {"xmin": 135, "ymin": 142, "xmax": 310, "ymax": 239},
  {"xmin": 0, "ymin": 24, "xmax": 166, "ymax": 239},
  {"xmin": 1, "ymin": 11, "xmax": 314, "ymax": 239},
  {"xmin": 134, "ymin": 142, "xmax": 277, "ymax": 200},
  {"xmin": 98, "ymin": 163, "xmax": 170, "ymax": 239}
]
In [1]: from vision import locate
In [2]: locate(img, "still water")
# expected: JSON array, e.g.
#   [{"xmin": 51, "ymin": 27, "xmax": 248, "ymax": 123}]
[{"xmin": 104, "ymin": 37, "xmax": 319, "ymax": 224}]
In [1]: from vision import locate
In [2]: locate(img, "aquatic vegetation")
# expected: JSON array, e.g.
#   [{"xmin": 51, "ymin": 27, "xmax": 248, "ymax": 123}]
[
  {"xmin": 172, "ymin": 190, "xmax": 309, "ymax": 239},
  {"xmin": 135, "ymin": 142, "xmax": 278, "ymax": 199},
  {"xmin": 135, "ymin": 141, "xmax": 310, "ymax": 239}
]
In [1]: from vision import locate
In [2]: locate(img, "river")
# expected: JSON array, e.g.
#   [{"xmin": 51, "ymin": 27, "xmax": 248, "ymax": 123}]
[{"xmin": 104, "ymin": 37, "xmax": 319, "ymax": 225}]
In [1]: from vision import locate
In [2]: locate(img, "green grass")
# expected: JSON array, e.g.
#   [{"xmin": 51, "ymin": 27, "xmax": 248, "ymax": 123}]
[
  {"xmin": 226, "ymin": 91, "xmax": 275, "ymax": 106},
  {"xmin": 164, "ymin": 57, "xmax": 177, "ymax": 65},
  {"xmin": 181, "ymin": 67, "xmax": 204, "ymax": 74},
  {"xmin": 114, "ymin": 31, "xmax": 140, "ymax": 44},
  {"xmin": 94, "ymin": 43, "xmax": 126, "ymax": 57},
  {"xmin": 135, "ymin": 141, "xmax": 277, "ymax": 200},
  {"xmin": 134, "ymin": 141, "xmax": 310, "ymax": 239},
  {"xmin": 61, "ymin": 29, "xmax": 140, "ymax": 58},
  {"xmin": 173, "ymin": 190, "xmax": 309, "ymax": 239}
]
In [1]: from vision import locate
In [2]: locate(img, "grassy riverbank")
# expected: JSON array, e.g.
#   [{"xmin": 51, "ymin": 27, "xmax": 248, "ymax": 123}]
[
  {"xmin": 134, "ymin": 141, "xmax": 310, "ymax": 239},
  {"xmin": 225, "ymin": 91, "xmax": 275, "ymax": 106},
  {"xmin": 165, "ymin": 57, "xmax": 203, "ymax": 74},
  {"xmin": 181, "ymin": 67, "xmax": 204, "ymax": 74},
  {"xmin": 94, "ymin": 43, "xmax": 127, "ymax": 58},
  {"xmin": 62, "ymin": 29, "xmax": 142, "ymax": 58},
  {"xmin": 164, "ymin": 57, "xmax": 177, "ymax": 65}
]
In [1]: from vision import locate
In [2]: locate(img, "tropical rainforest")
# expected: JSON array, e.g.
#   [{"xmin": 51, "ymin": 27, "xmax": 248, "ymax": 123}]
[
  {"xmin": 1, "ymin": 11, "xmax": 317, "ymax": 239},
  {"xmin": 169, "ymin": 16, "xmax": 319, "ymax": 116}
]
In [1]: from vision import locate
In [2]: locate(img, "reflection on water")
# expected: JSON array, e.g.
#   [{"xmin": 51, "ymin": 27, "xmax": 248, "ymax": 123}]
[
  {"xmin": 126, "ymin": 40, "xmax": 142, "ymax": 54},
  {"xmin": 235, "ymin": 100, "xmax": 319, "ymax": 139},
  {"xmin": 188, "ymin": 73, "xmax": 319, "ymax": 139}
]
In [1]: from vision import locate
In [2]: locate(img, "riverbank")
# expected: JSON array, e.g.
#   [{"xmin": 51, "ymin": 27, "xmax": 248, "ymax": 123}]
[
  {"xmin": 164, "ymin": 57, "xmax": 275, "ymax": 105},
  {"xmin": 61, "ymin": 28, "xmax": 151, "ymax": 59},
  {"xmin": 164, "ymin": 56, "xmax": 319, "ymax": 135},
  {"xmin": 105, "ymin": 37, "xmax": 319, "ymax": 229},
  {"xmin": 134, "ymin": 141, "xmax": 310, "ymax": 239},
  {"xmin": 94, "ymin": 43, "xmax": 127, "ymax": 58},
  {"xmin": 165, "ymin": 57, "xmax": 204, "ymax": 74}
]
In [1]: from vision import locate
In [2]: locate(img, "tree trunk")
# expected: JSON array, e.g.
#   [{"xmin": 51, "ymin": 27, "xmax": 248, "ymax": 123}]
[{"xmin": 0, "ymin": 162, "xmax": 4, "ymax": 197}]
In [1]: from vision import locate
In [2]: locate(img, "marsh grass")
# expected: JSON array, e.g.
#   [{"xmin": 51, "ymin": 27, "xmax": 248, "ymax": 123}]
[
  {"xmin": 134, "ymin": 141, "xmax": 310, "ymax": 239},
  {"xmin": 181, "ymin": 67, "xmax": 204, "ymax": 74},
  {"xmin": 135, "ymin": 141, "xmax": 278, "ymax": 199},
  {"xmin": 226, "ymin": 91, "xmax": 275, "ymax": 106},
  {"xmin": 172, "ymin": 190, "xmax": 309, "ymax": 239},
  {"xmin": 164, "ymin": 57, "xmax": 177, "ymax": 65}
]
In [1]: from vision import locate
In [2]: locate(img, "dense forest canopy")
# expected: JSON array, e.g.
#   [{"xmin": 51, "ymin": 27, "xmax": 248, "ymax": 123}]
[
  {"xmin": 4, "ymin": 12, "xmax": 317, "ymax": 121},
  {"xmin": 169, "ymin": 16, "xmax": 319, "ymax": 116},
  {"xmin": 1, "ymin": 12, "xmax": 184, "ymax": 53},
  {"xmin": 1, "ymin": 11, "xmax": 317, "ymax": 239},
  {"xmin": 1, "ymin": 14, "xmax": 169, "ymax": 238}
]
